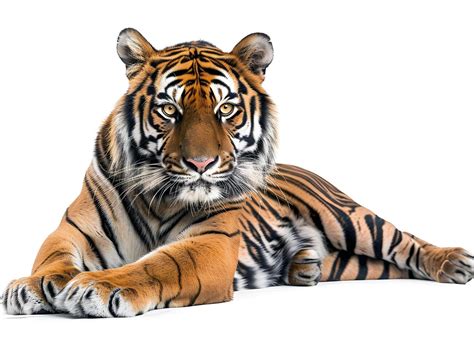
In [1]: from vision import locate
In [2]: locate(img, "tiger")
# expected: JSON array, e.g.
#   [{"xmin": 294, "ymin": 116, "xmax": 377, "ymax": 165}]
[{"xmin": 2, "ymin": 28, "xmax": 473, "ymax": 317}]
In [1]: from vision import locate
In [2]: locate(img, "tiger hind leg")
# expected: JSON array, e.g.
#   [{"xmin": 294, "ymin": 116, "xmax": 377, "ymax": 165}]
[
  {"xmin": 318, "ymin": 246, "xmax": 474, "ymax": 283},
  {"xmin": 321, "ymin": 210, "xmax": 474, "ymax": 283},
  {"xmin": 320, "ymin": 251, "xmax": 411, "ymax": 282}
]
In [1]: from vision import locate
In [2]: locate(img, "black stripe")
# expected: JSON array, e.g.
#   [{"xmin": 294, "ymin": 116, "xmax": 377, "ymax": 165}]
[
  {"xmin": 211, "ymin": 78, "xmax": 231, "ymax": 92},
  {"xmin": 258, "ymin": 93, "xmax": 269, "ymax": 136},
  {"xmin": 356, "ymin": 255, "xmax": 368, "ymax": 280},
  {"xmin": 12, "ymin": 286, "xmax": 21, "ymax": 312},
  {"xmin": 65, "ymin": 212, "xmax": 108, "ymax": 269},
  {"xmin": 241, "ymin": 231, "xmax": 272, "ymax": 271},
  {"xmin": 162, "ymin": 48, "xmax": 189, "ymax": 57},
  {"xmin": 259, "ymin": 195, "xmax": 284, "ymax": 220},
  {"xmin": 150, "ymin": 59, "xmax": 166, "ymax": 67},
  {"xmin": 165, "ymin": 78, "xmax": 183, "ymax": 91},
  {"xmin": 46, "ymin": 281, "xmax": 55, "ymax": 298},
  {"xmin": 236, "ymin": 261, "xmax": 257, "ymax": 289},
  {"xmin": 82, "ymin": 260, "xmax": 90, "ymax": 271},
  {"xmin": 118, "ymin": 192, "xmax": 155, "ymax": 251},
  {"xmin": 158, "ymin": 210, "xmax": 189, "ymax": 242},
  {"xmin": 33, "ymin": 250, "xmax": 76, "ymax": 273},
  {"xmin": 238, "ymin": 96, "xmax": 256, "ymax": 146},
  {"xmin": 157, "ymin": 92, "xmax": 172, "ymax": 101},
  {"xmin": 19, "ymin": 287, "xmax": 28, "ymax": 304},
  {"xmin": 186, "ymin": 249, "xmax": 202, "ymax": 306},
  {"xmin": 206, "ymin": 56, "xmax": 231, "ymax": 72},
  {"xmin": 201, "ymin": 66, "xmax": 226, "ymax": 77},
  {"xmin": 87, "ymin": 174, "xmax": 116, "ymax": 220},
  {"xmin": 161, "ymin": 251, "xmax": 182, "ymax": 299},
  {"xmin": 379, "ymin": 261, "xmax": 391, "ymax": 279},
  {"xmin": 195, "ymin": 230, "xmax": 240, "ymax": 238},
  {"xmin": 327, "ymin": 255, "xmax": 339, "ymax": 281},
  {"xmin": 187, "ymin": 206, "xmax": 241, "ymax": 227},
  {"xmin": 295, "ymin": 259, "xmax": 321, "ymax": 265},
  {"xmin": 85, "ymin": 177, "xmax": 125, "ymax": 261},
  {"xmin": 233, "ymin": 278, "xmax": 239, "ymax": 291},
  {"xmin": 94, "ymin": 121, "xmax": 113, "ymax": 174},
  {"xmin": 414, "ymin": 246, "xmax": 421, "ymax": 272},
  {"xmin": 333, "ymin": 251, "xmax": 351, "ymax": 280},
  {"xmin": 108, "ymin": 289, "xmax": 120, "ymax": 317},
  {"xmin": 246, "ymin": 220, "xmax": 272, "ymax": 254},
  {"xmin": 161, "ymin": 57, "xmax": 184, "ymax": 75},
  {"xmin": 137, "ymin": 95, "xmax": 149, "ymax": 148},
  {"xmin": 39, "ymin": 276, "xmax": 48, "ymax": 305},
  {"xmin": 458, "ymin": 260, "xmax": 472, "ymax": 269},
  {"xmin": 365, "ymin": 215, "xmax": 384, "ymax": 259},
  {"xmin": 143, "ymin": 264, "xmax": 163, "ymax": 303},
  {"xmin": 166, "ymin": 67, "xmax": 192, "ymax": 78},
  {"xmin": 388, "ymin": 229, "xmax": 403, "ymax": 255},
  {"xmin": 406, "ymin": 244, "xmax": 416, "ymax": 268}
]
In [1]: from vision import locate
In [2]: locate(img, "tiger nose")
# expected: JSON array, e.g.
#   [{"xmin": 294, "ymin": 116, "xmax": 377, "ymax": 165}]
[{"xmin": 183, "ymin": 156, "xmax": 217, "ymax": 173}]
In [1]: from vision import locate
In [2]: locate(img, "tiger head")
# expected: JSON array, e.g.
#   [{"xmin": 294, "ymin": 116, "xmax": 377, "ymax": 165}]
[{"xmin": 102, "ymin": 28, "xmax": 277, "ymax": 206}]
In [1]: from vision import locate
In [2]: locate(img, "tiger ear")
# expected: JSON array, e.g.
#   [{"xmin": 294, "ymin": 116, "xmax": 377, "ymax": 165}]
[
  {"xmin": 117, "ymin": 28, "xmax": 156, "ymax": 79},
  {"xmin": 231, "ymin": 33, "xmax": 273, "ymax": 81}
]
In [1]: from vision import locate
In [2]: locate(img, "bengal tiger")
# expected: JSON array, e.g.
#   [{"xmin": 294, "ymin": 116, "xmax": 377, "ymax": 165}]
[{"xmin": 2, "ymin": 29, "xmax": 473, "ymax": 317}]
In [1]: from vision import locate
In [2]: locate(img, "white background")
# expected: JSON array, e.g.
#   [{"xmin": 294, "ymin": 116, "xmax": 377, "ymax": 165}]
[{"xmin": 0, "ymin": 0, "xmax": 473, "ymax": 356}]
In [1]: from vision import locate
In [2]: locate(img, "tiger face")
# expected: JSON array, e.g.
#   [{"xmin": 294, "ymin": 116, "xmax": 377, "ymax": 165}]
[{"xmin": 111, "ymin": 29, "xmax": 277, "ymax": 205}]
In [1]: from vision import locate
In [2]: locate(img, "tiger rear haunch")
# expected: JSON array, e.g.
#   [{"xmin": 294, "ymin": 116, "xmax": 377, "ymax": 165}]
[{"xmin": 2, "ymin": 28, "xmax": 473, "ymax": 317}]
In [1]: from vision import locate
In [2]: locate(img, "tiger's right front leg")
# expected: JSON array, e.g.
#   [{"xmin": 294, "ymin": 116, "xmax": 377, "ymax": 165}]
[
  {"xmin": 2, "ymin": 223, "xmax": 83, "ymax": 314},
  {"xmin": 2, "ymin": 205, "xmax": 114, "ymax": 315},
  {"xmin": 2, "ymin": 167, "xmax": 139, "ymax": 315}
]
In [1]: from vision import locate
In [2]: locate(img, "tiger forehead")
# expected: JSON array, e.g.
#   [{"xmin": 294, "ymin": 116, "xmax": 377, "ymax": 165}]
[
  {"xmin": 157, "ymin": 46, "xmax": 234, "ymax": 76},
  {"xmin": 153, "ymin": 47, "xmax": 238, "ymax": 103}
]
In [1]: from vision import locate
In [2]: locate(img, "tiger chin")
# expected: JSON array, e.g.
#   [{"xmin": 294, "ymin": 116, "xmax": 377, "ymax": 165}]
[{"xmin": 2, "ymin": 28, "xmax": 473, "ymax": 318}]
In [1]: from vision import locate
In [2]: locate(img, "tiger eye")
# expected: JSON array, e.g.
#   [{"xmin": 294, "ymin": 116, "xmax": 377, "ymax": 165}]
[
  {"xmin": 163, "ymin": 104, "xmax": 177, "ymax": 116},
  {"xmin": 219, "ymin": 103, "xmax": 234, "ymax": 116}
]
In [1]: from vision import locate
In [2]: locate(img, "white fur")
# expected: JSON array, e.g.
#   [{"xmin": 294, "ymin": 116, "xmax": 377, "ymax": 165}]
[
  {"xmin": 176, "ymin": 184, "xmax": 222, "ymax": 204},
  {"xmin": 1, "ymin": 281, "xmax": 53, "ymax": 315},
  {"xmin": 234, "ymin": 215, "xmax": 327, "ymax": 289},
  {"xmin": 56, "ymin": 280, "xmax": 137, "ymax": 317}
]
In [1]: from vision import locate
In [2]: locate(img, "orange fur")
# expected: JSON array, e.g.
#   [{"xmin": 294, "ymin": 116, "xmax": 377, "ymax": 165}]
[{"xmin": 2, "ymin": 29, "xmax": 472, "ymax": 317}]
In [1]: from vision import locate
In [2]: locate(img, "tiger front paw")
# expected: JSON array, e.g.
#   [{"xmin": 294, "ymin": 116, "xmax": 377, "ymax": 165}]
[
  {"xmin": 56, "ymin": 269, "xmax": 158, "ymax": 318},
  {"xmin": 1, "ymin": 272, "xmax": 73, "ymax": 315},
  {"xmin": 424, "ymin": 247, "xmax": 474, "ymax": 284}
]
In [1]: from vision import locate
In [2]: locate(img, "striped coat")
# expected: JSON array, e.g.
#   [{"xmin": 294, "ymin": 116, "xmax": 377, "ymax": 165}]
[{"xmin": 2, "ymin": 29, "xmax": 473, "ymax": 317}]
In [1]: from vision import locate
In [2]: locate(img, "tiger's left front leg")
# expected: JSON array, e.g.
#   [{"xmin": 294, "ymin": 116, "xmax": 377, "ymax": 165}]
[{"xmin": 56, "ymin": 232, "xmax": 240, "ymax": 317}]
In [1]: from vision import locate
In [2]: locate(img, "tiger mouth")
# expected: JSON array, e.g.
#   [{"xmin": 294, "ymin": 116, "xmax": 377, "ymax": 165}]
[
  {"xmin": 187, "ymin": 180, "xmax": 213, "ymax": 191},
  {"xmin": 162, "ymin": 162, "xmax": 265, "ymax": 204},
  {"xmin": 168, "ymin": 171, "xmax": 231, "ymax": 185}
]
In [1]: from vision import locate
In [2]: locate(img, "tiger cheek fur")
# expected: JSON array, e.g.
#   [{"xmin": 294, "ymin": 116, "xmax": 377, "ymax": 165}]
[{"xmin": 2, "ymin": 28, "xmax": 473, "ymax": 318}]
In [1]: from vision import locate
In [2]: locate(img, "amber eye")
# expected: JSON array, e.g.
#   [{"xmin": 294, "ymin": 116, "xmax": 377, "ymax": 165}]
[
  {"xmin": 162, "ymin": 104, "xmax": 177, "ymax": 117},
  {"xmin": 219, "ymin": 103, "xmax": 234, "ymax": 116}
]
